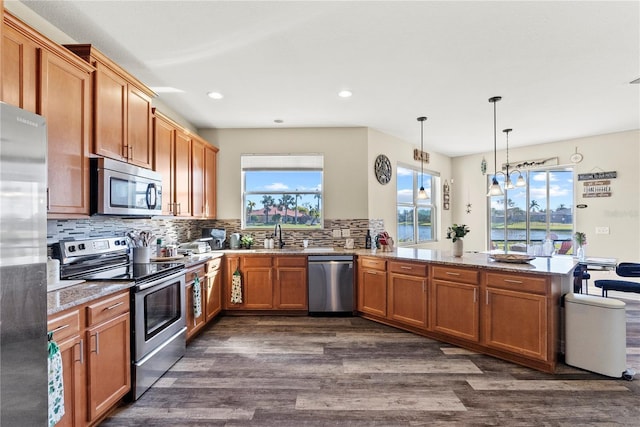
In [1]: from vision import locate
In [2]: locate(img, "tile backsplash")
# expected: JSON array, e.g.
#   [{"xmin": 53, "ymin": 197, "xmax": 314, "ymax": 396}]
[{"xmin": 47, "ymin": 217, "xmax": 385, "ymax": 250}]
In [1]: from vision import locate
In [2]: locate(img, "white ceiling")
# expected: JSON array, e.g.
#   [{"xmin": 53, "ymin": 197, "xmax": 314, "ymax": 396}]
[{"xmin": 17, "ymin": 0, "xmax": 640, "ymax": 157}]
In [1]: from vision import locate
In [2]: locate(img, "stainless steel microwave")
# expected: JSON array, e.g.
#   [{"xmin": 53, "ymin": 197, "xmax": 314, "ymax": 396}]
[{"xmin": 91, "ymin": 157, "xmax": 163, "ymax": 216}]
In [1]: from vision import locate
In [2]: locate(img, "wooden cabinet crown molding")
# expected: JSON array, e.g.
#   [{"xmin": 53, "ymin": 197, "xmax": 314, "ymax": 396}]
[
  {"xmin": 4, "ymin": 11, "xmax": 95, "ymax": 74},
  {"xmin": 152, "ymin": 108, "xmax": 219, "ymax": 152},
  {"xmin": 64, "ymin": 43, "xmax": 155, "ymax": 98}
]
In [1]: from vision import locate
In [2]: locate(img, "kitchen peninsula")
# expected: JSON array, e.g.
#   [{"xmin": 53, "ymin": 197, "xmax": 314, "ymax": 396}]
[{"xmin": 221, "ymin": 248, "xmax": 575, "ymax": 374}]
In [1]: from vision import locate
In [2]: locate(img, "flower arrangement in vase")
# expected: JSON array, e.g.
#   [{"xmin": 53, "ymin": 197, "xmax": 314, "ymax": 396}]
[
  {"xmin": 446, "ymin": 224, "xmax": 470, "ymax": 257},
  {"xmin": 240, "ymin": 234, "xmax": 254, "ymax": 249},
  {"xmin": 574, "ymin": 231, "xmax": 587, "ymax": 261}
]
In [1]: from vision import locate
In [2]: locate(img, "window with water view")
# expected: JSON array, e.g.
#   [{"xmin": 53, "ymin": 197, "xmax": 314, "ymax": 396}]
[
  {"xmin": 242, "ymin": 154, "xmax": 323, "ymax": 230},
  {"xmin": 489, "ymin": 167, "xmax": 575, "ymax": 254},
  {"xmin": 397, "ymin": 165, "xmax": 437, "ymax": 245}
]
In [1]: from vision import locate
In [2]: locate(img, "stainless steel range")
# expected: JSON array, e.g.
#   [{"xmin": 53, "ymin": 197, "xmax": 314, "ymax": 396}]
[{"xmin": 53, "ymin": 237, "xmax": 187, "ymax": 400}]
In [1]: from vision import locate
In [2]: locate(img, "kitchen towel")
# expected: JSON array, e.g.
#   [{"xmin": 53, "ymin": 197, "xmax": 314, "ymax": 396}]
[
  {"xmin": 231, "ymin": 268, "xmax": 243, "ymax": 304},
  {"xmin": 48, "ymin": 334, "xmax": 65, "ymax": 426},
  {"xmin": 193, "ymin": 275, "xmax": 202, "ymax": 322}
]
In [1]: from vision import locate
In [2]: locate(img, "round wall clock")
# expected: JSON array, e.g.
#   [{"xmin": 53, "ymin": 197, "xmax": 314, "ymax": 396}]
[{"xmin": 374, "ymin": 154, "xmax": 392, "ymax": 185}]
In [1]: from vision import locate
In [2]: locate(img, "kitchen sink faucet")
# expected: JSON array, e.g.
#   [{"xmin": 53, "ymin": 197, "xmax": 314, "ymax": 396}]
[{"xmin": 274, "ymin": 224, "xmax": 285, "ymax": 249}]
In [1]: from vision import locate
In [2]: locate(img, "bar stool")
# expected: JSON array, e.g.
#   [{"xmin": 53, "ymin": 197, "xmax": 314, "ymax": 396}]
[{"xmin": 573, "ymin": 263, "xmax": 590, "ymax": 294}]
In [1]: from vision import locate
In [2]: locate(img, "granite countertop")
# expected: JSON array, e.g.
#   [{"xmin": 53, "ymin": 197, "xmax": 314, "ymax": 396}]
[
  {"xmin": 353, "ymin": 247, "xmax": 577, "ymax": 276},
  {"xmin": 47, "ymin": 280, "xmax": 135, "ymax": 315}
]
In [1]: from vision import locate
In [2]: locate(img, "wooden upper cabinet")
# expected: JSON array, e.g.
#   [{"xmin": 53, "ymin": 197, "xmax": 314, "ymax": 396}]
[
  {"xmin": 1, "ymin": 17, "xmax": 39, "ymax": 112},
  {"xmin": 2, "ymin": 12, "xmax": 93, "ymax": 217},
  {"xmin": 40, "ymin": 49, "xmax": 92, "ymax": 216},
  {"xmin": 65, "ymin": 44, "xmax": 155, "ymax": 169},
  {"xmin": 191, "ymin": 137, "xmax": 205, "ymax": 218},
  {"xmin": 204, "ymin": 142, "xmax": 218, "ymax": 218},
  {"xmin": 153, "ymin": 112, "xmax": 175, "ymax": 215},
  {"xmin": 174, "ymin": 129, "xmax": 192, "ymax": 217}
]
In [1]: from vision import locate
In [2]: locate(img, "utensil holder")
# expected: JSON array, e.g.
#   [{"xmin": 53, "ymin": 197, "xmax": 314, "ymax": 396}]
[{"xmin": 133, "ymin": 247, "xmax": 150, "ymax": 263}]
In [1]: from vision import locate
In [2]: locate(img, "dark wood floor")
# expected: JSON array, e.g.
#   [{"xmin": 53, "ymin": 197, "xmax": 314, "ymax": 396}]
[{"xmin": 102, "ymin": 297, "xmax": 640, "ymax": 426}]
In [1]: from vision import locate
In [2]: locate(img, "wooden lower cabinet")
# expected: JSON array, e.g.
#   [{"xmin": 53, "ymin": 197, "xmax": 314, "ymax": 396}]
[
  {"xmin": 274, "ymin": 256, "xmax": 307, "ymax": 310},
  {"xmin": 47, "ymin": 290, "xmax": 130, "ymax": 427},
  {"xmin": 47, "ymin": 310, "xmax": 85, "ymax": 427},
  {"xmin": 224, "ymin": 255, "xmax": 308, "ymax": 312},
  {"xmin": 430, "ymin": 265, "xmax": 480, "ymax": 342},
  {"xmin": 357, "ymin": 257, "xmax": 387, "ymax": 317},
  {"xmin": 387, "ymin": 261, "xmax": 428, "ymax": 329},
  {"xmin": 186, "ymin": 264, "xmax": 207, "ymax": 340},
  {"xmin": 205, "ymin": 257, "xmax": 223, "ymax": 322},
  {"xmin": 484, "ymin": 271, "xmax": 549, "ymax": 362}
]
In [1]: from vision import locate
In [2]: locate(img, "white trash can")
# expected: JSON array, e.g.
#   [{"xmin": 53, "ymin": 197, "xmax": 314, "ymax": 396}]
[{"xmin": 564, "ymin": 293, "xmax": 626, "ymax": 378}]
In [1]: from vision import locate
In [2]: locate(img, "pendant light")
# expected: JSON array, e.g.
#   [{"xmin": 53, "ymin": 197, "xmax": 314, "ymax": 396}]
[
  {"xmin": 502, "ymin": 128, "xmax": 527, "ymax": 190},
  {"xmin": 487, "ymin": 96, "xmax": 504, "ymax": 196},
  {"xmin": 417, "ymin": 116, "xmax": 428, "ymax": 200}
]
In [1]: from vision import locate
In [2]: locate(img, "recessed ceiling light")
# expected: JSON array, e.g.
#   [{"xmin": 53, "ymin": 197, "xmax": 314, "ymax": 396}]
[
  {"xmin": 150, "ymin": 86, "xmax": 184, "ymax": 93},
  {"xmin": 274, "ymin": 119, "xmax": 284, "ymax": 124},
  {"xmin": 207, "ymin": 91, "xmax": 224, "ymax": 99},
  {"xmin": 338, "ymin": 90, "xmax": 353, "ymax": 98},
  {"xmin": 631, "ymin": 77, "xmax": 640, "ymax": 84}
]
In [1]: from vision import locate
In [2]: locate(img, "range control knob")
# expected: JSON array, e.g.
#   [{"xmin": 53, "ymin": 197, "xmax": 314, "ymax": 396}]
[
  {"xmin": 78, "ymin": 243, "xmax": 86, "ymax": 250},
  {"xmin": 68, "ymin": 245, "xmax": 76, "ymax": 253}
]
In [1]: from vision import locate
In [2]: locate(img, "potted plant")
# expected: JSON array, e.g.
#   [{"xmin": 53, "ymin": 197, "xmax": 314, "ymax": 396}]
[
  {"xmin": 446, "ymin": 224, "xmax": 470, "ymax": 257},
  {"xmin": 240, "ymin": 234, "xmax": 254, "ymax": 249}
]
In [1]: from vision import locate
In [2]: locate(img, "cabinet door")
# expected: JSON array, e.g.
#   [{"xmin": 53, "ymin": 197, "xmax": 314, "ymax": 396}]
[
  {"xmin": 484, "ymin": 287, "xmax": 548, "ymax": 361},
  {"xmin": 174, "ymin": 130, "xmax": 192, "ymax": 216},
  {"xmin": 40, "ymin": 50, "xmax": 91, "ymax": 216},
  {"xmin": 191, "ymin": 138, "xmax": 205, "ymax": 218},
  {"xmin": 224, "ymin": 256, "xmax": 241, "ymax": 309},
  {"xmin": 55, "ymin": 334, "xmax": 85, "ymax": 427},
  {"xmin": 93, "ymin": 62, "xmax": 127, "ymax": 162},
  {"xmin": 1, "ymin": 22, "xmax": 38, "ymax": 112},
  {"xmin": 358, "ymin": 269, "xmax": 387, "ymax": 317},
  {"xmin": 431, "ymin": 279, "xmax": 479, "ymax": 342},
  {"xmin": 153, "ymin": 115, "xmax": 175, "ymax": 215},
  {"xmin": 275, "ymin": 267, "xmax": 307, "ymax": 310},
  {"xmin": 205, "ymin": 270, "xmax": 222, "ymax": 321},
  {"xmin": 126, "ymin": 85, "xmax": 153, "ymax": 168},
  {"xmin": 204, "ymin": 144, "xmax": 217, "ymax": 218},
  {"xmin": 86, "ymin": 312, "xmax": 131, "ymax": 423},
  {"xmin": 388, "ymin": 273, "xmax": 428, "ymax": 329},
  {"xmin": 244, "ymin": 267, "xmax": 274, "ymax": 309}
]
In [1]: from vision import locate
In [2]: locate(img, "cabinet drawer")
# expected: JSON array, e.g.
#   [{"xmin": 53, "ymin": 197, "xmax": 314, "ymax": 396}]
[
  {"xmin": 86, "ymin": 291, "xmax": 130, "ymax": 326},
  {"xmin": 276, "ymin": 256, "xmax": 306, "ymax": 268},
  {"xmin": 359, "ymin": 257, "xmax": 386, "ymax": 271},
  {"xmin": 432, "ymin": 265, "xmax": 479, "ymax": 284},
  {"xmin": 48, "ymin": 309, "xmax": 81, "ymax": 341},
  {"xmin": 388, "ymin": 261, "xmax": 427, "ymax": 276},
  {"xmin": 206, "ymin": 256, "xmax": 222, "ymax": 272},
  {"xmin": 242, "ymin": 256, "xmax": 273, "ymax": 268},
  {"xmin": 485, "ymin": 272, "xmax": 548, "ymax": 295},
  {"xmin": 187, "ymin": 264, "xmax": 206, "ymax": 282}
]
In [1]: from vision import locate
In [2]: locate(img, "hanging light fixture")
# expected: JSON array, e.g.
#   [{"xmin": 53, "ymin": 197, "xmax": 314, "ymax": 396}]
[
  {"xmin": 417, "ymin": 116, "xmax": 429, "ymax": 200},
  {"xmin": 487, "ymin": 96, "xmax": 504, "ymax": 196},
  {"xmin": 502, "ymin": 128, "xmax": 526, "ymax": 190}
]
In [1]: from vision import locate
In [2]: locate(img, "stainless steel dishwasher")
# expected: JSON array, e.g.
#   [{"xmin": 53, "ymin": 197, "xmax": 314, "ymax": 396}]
[{"xmin": 308, "ymin": 255, "xmax": 355, "ymax": 315}]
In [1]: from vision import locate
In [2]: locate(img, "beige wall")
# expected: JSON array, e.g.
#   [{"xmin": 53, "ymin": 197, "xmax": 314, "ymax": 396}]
[
  {"xmin": 367, "ymin": 128, "xmax": 453, "ymax": 249},
  {"xmin": 198, "ymin": 127, "xmax": 369, "ymax": 222},
  {"xmin": 452, "ymin": 130, "xmax": 640, "ymax": 261}
]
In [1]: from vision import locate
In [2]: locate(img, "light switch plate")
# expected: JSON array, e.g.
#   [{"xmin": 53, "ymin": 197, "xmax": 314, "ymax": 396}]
[
  {"xmin": 595, "ymin": 226, "xmax": 610, "ymax": 235},
  {"xmin": 341, "ymin": 229, "xmax": 350, "ymax": 237},
  {"xmin": 332, "ymin": 229, "xmax": 341, "ymax": 238}
]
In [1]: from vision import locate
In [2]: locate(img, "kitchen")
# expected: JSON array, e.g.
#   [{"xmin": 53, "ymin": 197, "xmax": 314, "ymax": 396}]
[{"xmin": 1, "ymin": 1, "xmax": 640, "ymax": 426}]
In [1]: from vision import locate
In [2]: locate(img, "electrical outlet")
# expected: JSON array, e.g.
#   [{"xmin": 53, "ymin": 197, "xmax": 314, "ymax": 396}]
[
  {"xmin": 332, "ymin": 229, "xmax": 341, "ymax": 238},
  {"xmin": 595, "ymin": 226, "xmax": 609, "ymax": 235},
  {"xmin": 341, "ymin": 229, "xmax": 350, "ymax": 237}
]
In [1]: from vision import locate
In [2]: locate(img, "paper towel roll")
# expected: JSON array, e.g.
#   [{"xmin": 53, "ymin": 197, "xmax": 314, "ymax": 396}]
[{"xmin": 47, "ymin": 257, "xmax": 60, "ymax": 284}]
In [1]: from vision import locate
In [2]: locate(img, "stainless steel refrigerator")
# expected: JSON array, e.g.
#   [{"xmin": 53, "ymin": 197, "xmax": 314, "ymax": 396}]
[{"xmin": 0, "ymin": 102, "xmax": 48, "ymax": 425}]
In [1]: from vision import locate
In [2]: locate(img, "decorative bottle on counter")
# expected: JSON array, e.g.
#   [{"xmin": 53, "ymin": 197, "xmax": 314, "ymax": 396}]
[{"xmin": 365, "ymin": 229, "xmax": 372, "ymax": 249}]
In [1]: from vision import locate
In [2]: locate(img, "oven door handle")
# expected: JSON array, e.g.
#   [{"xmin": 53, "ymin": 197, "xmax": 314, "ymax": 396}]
[{"xmin": 136, "ymin": 270, "xmax": 185, "ymax": 291}]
